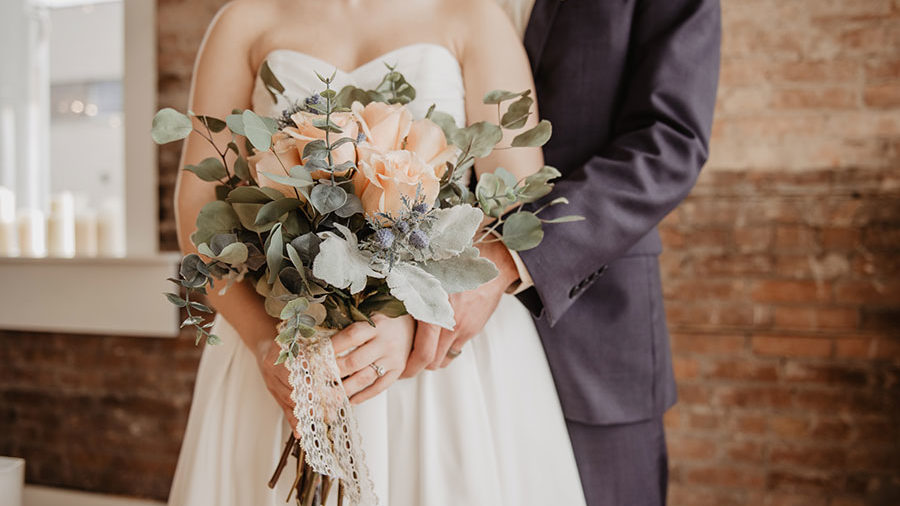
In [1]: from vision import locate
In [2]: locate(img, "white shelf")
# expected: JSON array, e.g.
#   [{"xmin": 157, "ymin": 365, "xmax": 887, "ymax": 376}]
[{"xmin": 0, "ymin": 253, "xmax": 181, "ymax": 337}]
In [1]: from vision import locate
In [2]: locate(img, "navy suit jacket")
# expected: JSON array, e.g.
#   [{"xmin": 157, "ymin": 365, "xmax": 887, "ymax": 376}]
[{"xmin": 517, "ymin": 0, "xmax": 721, "ymax": 425}]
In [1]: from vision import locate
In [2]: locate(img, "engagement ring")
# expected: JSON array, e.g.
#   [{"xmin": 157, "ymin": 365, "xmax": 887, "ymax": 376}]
[{"xmin": 370, "ymin": 363, "xmax": 386, "ymax": 377}]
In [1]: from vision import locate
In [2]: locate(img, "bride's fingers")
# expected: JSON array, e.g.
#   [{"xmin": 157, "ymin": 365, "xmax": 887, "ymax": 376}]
[
  {"xmin": 331, "ymin": 322, "xmax": 377, "ymax": 356},
  {"xmin": 341, "ymin": 362, "xmax": 381, "ymax": 398},
  {"xmin": 350, "ymin": 371, "xmax": 398, "ymax": 405},
  {"xmin": 336, "ymin": 340, "xmax": 384, "ymax": 377},
  {"xmin": 401, "ymin": 322, "xmax": 440, "ymax": 378},
  {"xmin": 427, "ymin": 327, "xmax": 458, "ymax": 370}
]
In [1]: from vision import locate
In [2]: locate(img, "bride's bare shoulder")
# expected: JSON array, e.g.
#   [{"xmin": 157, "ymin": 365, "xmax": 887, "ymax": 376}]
[{"xmin": 435, "ymin": 0, "xmax": 519, "ymax": 53}]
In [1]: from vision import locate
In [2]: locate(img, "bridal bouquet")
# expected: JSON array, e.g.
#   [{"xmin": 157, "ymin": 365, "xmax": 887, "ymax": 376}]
[{"xmin": 153, "ymin": 65, "xmax": 579, "ymax": 505}]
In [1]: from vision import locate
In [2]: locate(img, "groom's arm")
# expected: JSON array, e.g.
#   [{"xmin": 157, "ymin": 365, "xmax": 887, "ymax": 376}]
[{"xmin": 517, "ymin": 0, "xmax": 722, "ymax": 325}]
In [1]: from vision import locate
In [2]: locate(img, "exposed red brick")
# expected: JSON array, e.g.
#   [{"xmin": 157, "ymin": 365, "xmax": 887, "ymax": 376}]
[{"xmin": 751, "ymin": 336, "xmax": 833, "ymax": 358}]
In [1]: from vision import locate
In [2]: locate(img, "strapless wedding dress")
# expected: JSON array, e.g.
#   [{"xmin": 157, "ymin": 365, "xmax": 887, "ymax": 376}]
[{"xmin": 168, "ymin": 43, "xmax": 586, "ymax": 506}]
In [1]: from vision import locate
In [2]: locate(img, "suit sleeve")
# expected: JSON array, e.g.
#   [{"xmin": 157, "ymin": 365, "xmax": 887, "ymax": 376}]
[{"xmin": 517, "ymin": 0, "xmax": 722, "ymax": 325}]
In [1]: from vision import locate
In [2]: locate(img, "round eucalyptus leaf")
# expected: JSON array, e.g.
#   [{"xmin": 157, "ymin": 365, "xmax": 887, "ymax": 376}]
[
  {"xmin": 310, "ymin": 184, "xmax": 348, "ymax": 214},
  {"xmin": 511, "ymin": 120, "xmax": 553, "ymax": 148},
  {"xmin": 255, "ymin": 198, "xmax": 302, "ymax": 226},
  {"xmin": 242, "ymin": 110, "xmax": 273, "ymax": 151},
  {"xmin": 501, "ymin": 211, "xmax": 544, "ymax": 251},
  {"xmin": 483, "ymin": 89, "xmax": 524, "ymax": 105},
  {"xmin": 185, "ymin": 157, "xmax": 227, "ymax": 182},
  {"xmin": 151, "ymin": 108, "xmax": 192, "ymax": 144},
  {"xmin": 233, "ymin": 156, "xmax": 251, "ymax": 181}
]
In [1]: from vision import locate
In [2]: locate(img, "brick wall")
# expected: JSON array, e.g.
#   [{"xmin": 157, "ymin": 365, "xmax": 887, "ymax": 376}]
[{"xmin": 1, "ymin": 0, "xmax": 898, "ymax": 503}]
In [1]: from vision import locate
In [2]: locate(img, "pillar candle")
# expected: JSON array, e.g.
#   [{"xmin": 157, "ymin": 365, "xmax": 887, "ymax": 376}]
[
  {"xmin": 97, "ymin": 200, "xmax": 125, "ymax": 257},
  {"xmin": 47, "ymin": 191, "xmax": 76, "ymax": 258},
  {"xmin": 0, "ymin": 186, "xmax": 16, "ymax": 257},
  {"xmin": 16, "ymin": 208, "xmax": 46, "ymax": 257},
  {"xmin": 74, "ymin": 208, "xmax": 98, "ymax": 258}
]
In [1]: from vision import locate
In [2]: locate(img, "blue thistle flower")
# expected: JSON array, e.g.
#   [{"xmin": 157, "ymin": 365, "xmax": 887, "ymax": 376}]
[
  {"xmin": 357, "ymin": 132, "xmax": 367, "ymax": 143},
  {"xmin": 305, "ymin": 94, "xmax": 321, "ymax": 105},
  {"xmin": 395, "ymin": 220, "xmax": 410, "ymax": 234},
  {"xmin": 412, "ymin": 202, "xmax": 429, "ymax": 214},
  {"xmin": 374, "ymin": 228, "xmax": 395, "ymax": 249},
  {"xmin": 408, "ymin": 229, "xmax": 429, "ymax": 249}
]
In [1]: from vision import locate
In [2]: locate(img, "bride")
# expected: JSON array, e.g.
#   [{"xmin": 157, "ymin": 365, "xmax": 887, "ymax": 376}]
[{"xmin": 168, "ymin": 0, "xmax": 586, "ymax": 504}]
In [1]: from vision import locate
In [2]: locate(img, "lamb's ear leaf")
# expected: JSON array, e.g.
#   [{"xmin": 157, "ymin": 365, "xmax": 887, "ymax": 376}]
[
  {"xmin": 418, "ymin": 247, "xmax": 498, "ymax": 294},
  {"xmin": 386, "ymin": 263, "xmax": 455, "ymax": 329}
]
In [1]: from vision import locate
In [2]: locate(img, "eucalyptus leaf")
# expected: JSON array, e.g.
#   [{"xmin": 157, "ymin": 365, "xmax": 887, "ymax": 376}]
[
  {"xmin": 191, "ymin": 201, "xmax": 241, "ymax": 246},
  {"xmin": 259, "ymin": 60, "xmax": 286, "ymax": 102},
  {"xmin": 309, "ymin": 184, "xmax": 347, "ymax": 214},
  {"xmin": 266, "ymin": 223, "xmax": 283, "ymax": 285},
  {"xmin": 255, "ymin": 198, "xmax": 302, "ymax": 226},
  {"xmin": 233, "ymin": 156, "xmax": 251, "ymax": 182},
  {"xmin": 518, "ymin": 165, "xmax": 562, "ymax": 203},
  {"xmin": 226, "ymin": 113, "xmax": 245, "ymax": 136},
  {"xmin": 164, "ymin": 292, "xmax": 187, "ymax": 308},
  {"xmin": 286, "ymin": 243, "xmax": 304, "ymax": 271},
  {"xmin": 542, "ymin": 215, "xmax": 585, "ymax": 224},
  {"xmin": 358, "ymin": 293, "xmax": 407, "ymax": 318},
  {"xmin": 198, "ymin": 241, "xmax": 248, "ymax": 266},
  {"xmin": 501, "ymin": 211, "xmax": 544, "ymax": 251},
  {"xmin": 312, "ymin": 223, "xmax": 383, "ymax": 294},
  {"xmin": 185, "ymin": 157, "xmax": 227, "ymax": 182},
  {"xmin": 232, "ymin": 203, "xmax": 267, "ymax": 233},
  {"xmin": 227, "ymin": 186, "xmax": 273, "ymax": 204},
  {"xmin": 303, "ymin": 139, "xmax": 328, "ymax": 160},
  {"xmin": 483, "ymin": 89, "xmax": 525, "ymax": 104},
  {"xmin": 500, "ymin": 95, "xmax": 533, "ymax": 129},
  {"xmin": 242, "ymin": 110, "xmax": 273, "ymax": 151},
  {"xmin": 460, "ymin": 122, "xmax": 503, "ymax": 158},
  {"xmin": 385, "ymin": 262, "xmax": 454, "ymax": 329},
  {"xmin": 196, "ymin": 115, "xmax": 227, "ymax": 133},
  {"xmin": 511, "ymin": 120, "xmax": 552, "ymax": 148},
  {"xmin": 334, "ymin": 193, "xmax": 363, "ymax": 218},
  {"xmin": 259, "ymin": 171, "xmax": 314, "ymax": 189},
  {"xmin": 280, "ymin": 297, "xmax": 310, "ymax": 320},
  {"xmin": 179, "ymin": 253, "xmax": 210, "ymax": 288},
  {"xmin": 151, "ymin": 108, "xmax": 192, "ymax": 144},
  {"xmin": 290, "ymin": 233, "xmax": 321, "ymax": 264}
]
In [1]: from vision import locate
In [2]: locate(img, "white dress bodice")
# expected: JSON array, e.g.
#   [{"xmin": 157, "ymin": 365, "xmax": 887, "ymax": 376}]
[{"xmin": 251, "ymin": 43, "xmax": 466, "ymax": 126}]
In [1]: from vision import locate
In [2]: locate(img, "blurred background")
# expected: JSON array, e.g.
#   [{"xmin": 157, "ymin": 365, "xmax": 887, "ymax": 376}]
[{"xmin": 0, "ymin": 0, "xmax": 898, "ymax": 505}]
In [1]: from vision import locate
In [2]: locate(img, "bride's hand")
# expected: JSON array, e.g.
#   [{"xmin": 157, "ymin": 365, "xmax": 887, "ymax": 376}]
[
  {"xmin": 254, "ymin": 339, "xmax": 301, "ymax": 436},
  {"xmin": 332, "ymin": 314, "xmax": 415, "ymax": 404}
]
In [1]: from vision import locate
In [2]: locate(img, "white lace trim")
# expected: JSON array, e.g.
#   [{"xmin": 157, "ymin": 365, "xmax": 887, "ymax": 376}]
[{"xmin": 280, "ymin": 328, "xmax": 379, "ymax": 506}]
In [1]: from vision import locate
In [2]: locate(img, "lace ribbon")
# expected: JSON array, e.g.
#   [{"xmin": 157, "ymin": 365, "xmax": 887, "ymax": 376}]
[{"xmin": 279, "ymin": 327, "xmax": 378, "ymax": 506}]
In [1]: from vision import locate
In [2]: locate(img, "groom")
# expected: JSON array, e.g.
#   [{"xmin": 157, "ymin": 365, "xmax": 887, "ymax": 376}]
[{"xmin": 403, "ymin": 0, "xmax": 721, "ymax": 504}]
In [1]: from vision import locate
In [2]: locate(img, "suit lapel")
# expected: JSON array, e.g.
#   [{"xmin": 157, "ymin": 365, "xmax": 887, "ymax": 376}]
[{"xmin": 523, "ymin": 0, "xmax": 562, "ymax": 72}]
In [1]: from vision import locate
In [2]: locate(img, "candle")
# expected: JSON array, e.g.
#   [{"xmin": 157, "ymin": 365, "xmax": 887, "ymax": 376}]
[
  {"xmin": 47, "ymin": 191, "xmax": 76, "ymax": 257},
  {"xmin": 0, "ymin": 186, "xmax": 17, "ymax": 257},
  {"xmin": 97, "ymin": 199, "xmax": 125, "ymax": 257},
  {"xmin": 17, "ymin": 208, "xmax": 46, "ymax": 257},
  {"xmin": 74, "ymin": 208, "xmax": 98, "ymax": 258}
]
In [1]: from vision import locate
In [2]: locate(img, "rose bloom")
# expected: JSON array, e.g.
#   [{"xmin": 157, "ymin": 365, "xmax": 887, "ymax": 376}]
[
  {"xmin": 352, "ymin": 102, "xmax": 458, "ymax": 218},
  {"xmin": 247, "ymin": 132, "xmax": 303, "ymax": 197},
  {"xmin": 284, "ymin": 110, "xmax": 358, "ymax": 176}
]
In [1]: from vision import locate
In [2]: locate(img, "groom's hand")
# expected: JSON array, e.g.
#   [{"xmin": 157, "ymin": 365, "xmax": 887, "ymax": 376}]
[{"xmin": 401, "ymin": 240, "xmax": 519, "ymax": 377}]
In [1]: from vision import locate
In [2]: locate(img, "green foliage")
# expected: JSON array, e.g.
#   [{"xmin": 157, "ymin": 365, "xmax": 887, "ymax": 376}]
[
  {"xmin": 259, "ymin": 60, "xmax": 286, "ymax": 102},
  {"xmin": 255, "ymin": 198, "xmax": 302, "ymax": 226},
  {"xmin": 151, "ymin": 108, "xmax": 192, "ymax": 144},
  {"xmin": 185, "ymin": 157, "xmax": 227, "ymax": 182},
  {"xmin": 242, "ymin": 110, "xmax": 275, "ymax": 151},
  {"xmin": 511, "ymin": 120, "xmax": 552, "ymax": 148},
  {"xmin": 501, "ymin": 211, "xmax": 544, "ymax": 251},
  {"xmin": 500, "ymin": 94, "xmax": 534, "ymax": 129},
  {"xmin": 309, "ymin": 184, "xmax": 347, "ymax": 214},
  {"xmin": 266, "ymin": 223, "xmax": 284, "ymax": 285},
  {"xmin": 191, "ymin": 201, "xmax": 241, "ymax": 246}
]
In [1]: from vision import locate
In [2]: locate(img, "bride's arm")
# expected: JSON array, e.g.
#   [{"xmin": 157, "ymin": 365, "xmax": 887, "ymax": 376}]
[
  {"xmin": 459, "ymin": 1, "xmax": 544, "ymax": 183},
  {"xmin": 403, "ymin": 2, "xmax": 540, "ymax": 374},
  {"xmin": 174, "ymin": 3, "xmax": 298, "ymax": 426}
]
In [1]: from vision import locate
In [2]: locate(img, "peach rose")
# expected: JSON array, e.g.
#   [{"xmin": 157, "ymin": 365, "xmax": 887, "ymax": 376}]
[
  {"xmin": 354, "ymin": 149, "xmax": 442, "ymax": 218},
  {"xmin": 352, "ymin": 101, "xmax": 413, "ymax": 153},
  {"xmin": 247, "ymin": 132, "xmax": 302, "ymax": 197},
  {"xmin": 285, "ymin": 110, "xmax": 358, "ymax": 178}
]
